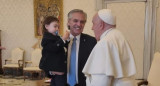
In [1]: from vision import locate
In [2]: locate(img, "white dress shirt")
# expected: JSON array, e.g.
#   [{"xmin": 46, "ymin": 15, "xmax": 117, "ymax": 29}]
[{"xmin": 67, "ymin": 34, "xmax": 81, "ymax": 84}]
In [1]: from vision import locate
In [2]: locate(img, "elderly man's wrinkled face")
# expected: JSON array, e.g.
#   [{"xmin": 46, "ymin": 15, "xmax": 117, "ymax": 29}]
[
  {"xmin": 68, "ymin": 12, "xmax": 86, "ymax": 36},
  {"xmin": 92, "ymin": 14, "xmax": 102, "ymax": 41}
]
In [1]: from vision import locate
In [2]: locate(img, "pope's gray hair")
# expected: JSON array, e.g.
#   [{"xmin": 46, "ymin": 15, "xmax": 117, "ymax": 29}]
[{"xmin": 68, "ymin": 9, "xmax": 87, "ymax": 21}]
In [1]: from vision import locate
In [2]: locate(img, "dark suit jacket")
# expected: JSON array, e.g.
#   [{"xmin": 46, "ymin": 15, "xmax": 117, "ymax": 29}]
[{"xmin": 77, "ymin": 33, "xmax": 97, "ymax": 86}]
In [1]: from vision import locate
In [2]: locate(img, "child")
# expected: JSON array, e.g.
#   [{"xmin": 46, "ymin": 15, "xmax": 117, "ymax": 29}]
[{"xmin": 39, "ymin": 16, "xmax": 69, "ymax": 86}]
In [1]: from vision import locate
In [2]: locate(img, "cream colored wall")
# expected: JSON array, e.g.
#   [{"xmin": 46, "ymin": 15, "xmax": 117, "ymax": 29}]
[
  {"xmin": 0, "ymin": 0, "xmax": 96, "ymax": 65},
  {"xmin": 155, "ymin": 0, "xmax": 160, "ymax": 52},
  {"xmin": 0, "ymin": 0, "xmax": 37, "ymax": 64}
]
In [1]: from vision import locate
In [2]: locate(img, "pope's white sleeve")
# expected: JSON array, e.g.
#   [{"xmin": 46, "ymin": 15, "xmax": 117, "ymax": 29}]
[
  {"xmin": 86, "ymin": 76, "xmax": 92, "ymax": 86},
  {"xmin": 90, "ymin": 74, "xmax": 113, "ymax": 86}
]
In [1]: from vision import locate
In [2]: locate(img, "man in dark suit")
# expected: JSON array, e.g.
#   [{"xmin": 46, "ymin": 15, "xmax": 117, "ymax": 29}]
[{"xmin": 67, "ymin": 9, "xmax": 97, "ymax": 86}]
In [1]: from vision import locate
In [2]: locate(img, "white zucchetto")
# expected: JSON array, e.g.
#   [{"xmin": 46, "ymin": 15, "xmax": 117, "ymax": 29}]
[{"xmin": 98, "ymin": 9, "xmax": 116, "ymax": 25}]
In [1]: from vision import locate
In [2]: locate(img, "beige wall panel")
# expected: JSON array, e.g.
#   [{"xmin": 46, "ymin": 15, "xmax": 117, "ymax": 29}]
[{"xmin": 0, "ymin": 0, "xmax": 37, "ymax": 64}]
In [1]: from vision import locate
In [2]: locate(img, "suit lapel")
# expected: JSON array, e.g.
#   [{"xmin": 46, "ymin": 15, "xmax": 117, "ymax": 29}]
[{"xmin": 78, "ymin": 33, "xmax": 86, "ymax": 64}]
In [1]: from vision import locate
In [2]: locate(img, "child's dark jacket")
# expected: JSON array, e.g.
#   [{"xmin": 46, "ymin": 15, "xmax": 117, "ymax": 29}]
[{"xmin": 39, "ymin": 32, "xmax": 68, "ymax": 74}]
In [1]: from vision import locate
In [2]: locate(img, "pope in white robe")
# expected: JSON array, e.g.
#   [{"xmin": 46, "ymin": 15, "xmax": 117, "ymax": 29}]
[{"xmin": 82, "ymin": 9, "xmax": 136, "ymax": 86}]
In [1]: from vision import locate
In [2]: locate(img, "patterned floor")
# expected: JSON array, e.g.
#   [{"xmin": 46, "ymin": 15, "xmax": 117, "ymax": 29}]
[
  {"xmin": 0, "ymin": 75, "xmax": 50, "ymax": 86},
  {"xmin": 0, "ymin": 75, "xmax": 142, "ymax": 86}
]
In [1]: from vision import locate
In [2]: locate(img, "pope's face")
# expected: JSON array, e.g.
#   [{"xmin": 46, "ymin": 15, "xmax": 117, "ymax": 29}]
[
  {"xmin": 68, "ymin": 12, "xmax": 86, "ymax": 36},
  {"xmin": 92, "ymin": 14, "xmax": 102, "ymax": 41}
]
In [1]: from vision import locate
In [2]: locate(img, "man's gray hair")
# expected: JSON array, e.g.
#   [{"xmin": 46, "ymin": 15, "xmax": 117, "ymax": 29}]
[{"xmin": 68, "ymin": 9, "xmax": 87, "ymax": 21}]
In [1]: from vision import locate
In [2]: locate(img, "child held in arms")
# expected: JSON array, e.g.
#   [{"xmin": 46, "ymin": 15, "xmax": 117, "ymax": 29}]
[{"xmin": 39, "ymin": 16, "xmax": 70, "ymax": 86}]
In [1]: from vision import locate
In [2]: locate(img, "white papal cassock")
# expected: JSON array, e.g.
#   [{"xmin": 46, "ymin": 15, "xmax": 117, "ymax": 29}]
[{"xmin": 83, "ymin": 28, "xmax": 136, "ymax": 86}]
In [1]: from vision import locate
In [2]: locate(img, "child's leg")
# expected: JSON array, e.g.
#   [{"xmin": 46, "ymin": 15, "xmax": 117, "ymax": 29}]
[
  {"xmin": 50, "ymin": 74, "xmax": 67, "ymax": 86},
  {"xmin": 50, "ymin": 76, "xmax": 56, "ymax": 86}
]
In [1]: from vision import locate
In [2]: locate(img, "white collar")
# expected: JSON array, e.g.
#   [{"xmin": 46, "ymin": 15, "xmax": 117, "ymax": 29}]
[
  {"xmin": 100, "ymin": 28, "xmax": 113, "ymax": 40},
  {"xmin": 70, "ymin": 34, "xmax": 81, "ymax": 41}
]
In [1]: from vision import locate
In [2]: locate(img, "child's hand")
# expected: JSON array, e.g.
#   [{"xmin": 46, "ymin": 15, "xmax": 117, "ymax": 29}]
[
  {"xmin": 62, "ymin": 30, "xmax": 70, "ymax": 40},
  {"xmin": 0, "ymin": 46, "xmax": 6, "ymax": 50},
  {"xmin": 51, "ymin": 71, "xmax": 64, "ymax": 75}
]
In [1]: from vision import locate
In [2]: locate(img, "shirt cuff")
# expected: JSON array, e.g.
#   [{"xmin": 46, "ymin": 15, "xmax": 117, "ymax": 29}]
[{"xmin": 60, "ymin": 37, "xmax": 66, "ymax": 43}]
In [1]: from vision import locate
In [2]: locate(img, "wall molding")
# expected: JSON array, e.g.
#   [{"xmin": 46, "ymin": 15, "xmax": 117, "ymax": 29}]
[
  {"xmin": 104, "ymin": 0, "xmax": 146, "ymax": 3},
  {"xmin": 96, "ymin": 0, "xmax": 147, "ymax": 10}
]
